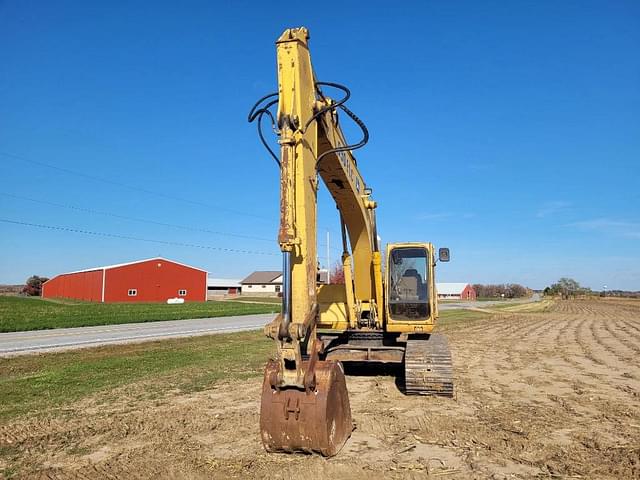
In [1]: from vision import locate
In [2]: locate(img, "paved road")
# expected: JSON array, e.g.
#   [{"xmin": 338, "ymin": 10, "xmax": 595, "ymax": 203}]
[
  {"xmin": 0, "ymin": 313, "xmax": 275, "ymax": 357},
  {"xmin": 1, "ymin": 296, "xmax": 541, "ymax": 356}
]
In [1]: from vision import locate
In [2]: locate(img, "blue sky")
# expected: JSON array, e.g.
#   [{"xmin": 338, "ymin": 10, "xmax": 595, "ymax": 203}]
[{"xmin": 1, "ymin": 1, "xmax": 639, "ymax": 290}]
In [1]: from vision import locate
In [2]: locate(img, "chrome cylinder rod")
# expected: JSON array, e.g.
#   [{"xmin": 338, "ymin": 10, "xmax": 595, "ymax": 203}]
[{"xmin": 279, "ymin": 250, "xmax": 292, "ymax": 339}]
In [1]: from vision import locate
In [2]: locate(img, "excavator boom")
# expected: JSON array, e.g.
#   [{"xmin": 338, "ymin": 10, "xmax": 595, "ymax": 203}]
[
  {"xmin": 249, "ymin": 27, "xmax": 452, "ymax": 457},
  {"xmin": 255, "ymin": 27, "xmax": 354, "ymax": 455}
]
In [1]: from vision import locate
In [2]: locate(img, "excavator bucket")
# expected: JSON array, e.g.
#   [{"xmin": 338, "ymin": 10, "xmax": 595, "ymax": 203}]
[{"xmin": 260, "ymin": 359, "xmax": 352, "ymax": 456}]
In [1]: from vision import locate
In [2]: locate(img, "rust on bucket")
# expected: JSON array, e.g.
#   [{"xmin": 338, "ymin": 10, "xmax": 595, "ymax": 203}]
[{"xmin": 259, "ymin": 359, "xmax": 352, "ymax": 457}]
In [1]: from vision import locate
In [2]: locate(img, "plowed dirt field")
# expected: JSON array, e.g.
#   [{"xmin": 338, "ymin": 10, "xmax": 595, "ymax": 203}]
[{"xmin": 2, "ymin": 299, "xmax": 639, "ymax": 479}]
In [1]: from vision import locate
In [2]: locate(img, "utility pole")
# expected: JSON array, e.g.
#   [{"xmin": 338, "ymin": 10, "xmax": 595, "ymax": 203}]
[{"xmin": 327, "ymin": 230, "xmax": 331, "ymax": 284}]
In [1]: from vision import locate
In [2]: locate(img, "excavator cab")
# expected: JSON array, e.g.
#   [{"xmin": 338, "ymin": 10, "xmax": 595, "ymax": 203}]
[
  {"xmin": 388, "ymin": 246, "xmax": 431, "ymax": 320},
  {"xmin": 386, "ymin": 243, "xmax": 440, "ymax": 330}
]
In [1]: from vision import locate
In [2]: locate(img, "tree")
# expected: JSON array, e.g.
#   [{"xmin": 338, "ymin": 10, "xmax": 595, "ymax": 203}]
[
  {"xmin": 505, "ymin": 283, "xmax": 529, "ymax": 298},
  {"xmin": 545, "ymin": 277, "xmax": 589, "ymax": 298},
  {"xmin": 557, "ymin": 277, "xmax": 580, "ymax": 294},
  {"xmin": 330, "ymin": 261, "xmax": 345, "ymax": 284},
  {"xmin": 22, "ymin": 275, "xmax": 49, "ymax": 296}
]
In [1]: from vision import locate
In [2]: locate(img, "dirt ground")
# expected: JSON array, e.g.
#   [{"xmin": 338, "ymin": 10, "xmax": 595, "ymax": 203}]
[{"xmin": 2, "ymin": 299, "xmax": 639, "ymax": 479}]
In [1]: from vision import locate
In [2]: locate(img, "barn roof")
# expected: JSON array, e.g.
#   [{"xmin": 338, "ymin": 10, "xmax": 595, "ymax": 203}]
[
  {"xmin": 57, "ymin": 257, "xmax": 208, "ymax": 275},
  {"xmin": 436, "ymin": 283, "xmax": 471, "ymax": 295},
  {"xmin": 241, "ymin": 271, "xmax": 282, "ymax": 284},
  {"xmin": 207, "ymin": 277, "xmax": 242, "ymax": 288}
]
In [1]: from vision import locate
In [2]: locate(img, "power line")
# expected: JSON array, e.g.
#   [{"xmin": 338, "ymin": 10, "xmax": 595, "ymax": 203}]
[
  {"xmin": 2, "ymin": 150, "xmax": 344, "ymax": 244},
  {"xmin": 0, "ymin": 191, "xmax": 342, "ymax": 251},
  {"xmin": 0, "ymin": 218, "xmax": 280, "ymax": 256},
  {"xmin": 1, "ymin": 151, "xmax": 272, "ymax": 221},
  {"xmin": 0, "ymin": 192, "xmax": 275, "ymax": 243}
]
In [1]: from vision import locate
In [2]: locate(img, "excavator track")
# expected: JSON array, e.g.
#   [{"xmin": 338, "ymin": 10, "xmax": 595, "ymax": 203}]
[{"xmin": 404, "ymin": 334, "xmax": 454, "ymax": 397}]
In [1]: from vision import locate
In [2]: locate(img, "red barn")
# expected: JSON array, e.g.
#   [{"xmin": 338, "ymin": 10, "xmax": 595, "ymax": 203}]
[
  {"xmin": 436, "ymin": 283, "xmax": 477, "ymax": 300},
  {"xmin": 42, "ymin": 257, "xmax": 207, "ymax": 303}
]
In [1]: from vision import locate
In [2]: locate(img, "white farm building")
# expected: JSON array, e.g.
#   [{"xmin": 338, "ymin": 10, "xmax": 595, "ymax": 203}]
[
  {"xmin": 436, "ymin": 283, "xmax": 477, "ymax": 300},
  {"xmin": 241, "ymin": 271, "xmax": 283, "ymax": 295},
  {"xmin": 207, "ymin": 277, "xmax": 242, "ymax": 299},
  {"xmin": 240, "ymin": 270, "xmax": 330, "ymax": 296}
]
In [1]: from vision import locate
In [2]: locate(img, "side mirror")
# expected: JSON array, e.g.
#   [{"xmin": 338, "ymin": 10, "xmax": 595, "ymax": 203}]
[{"xmin": 438, "ymin": 248, "xmax": 450, "ymax": 262}]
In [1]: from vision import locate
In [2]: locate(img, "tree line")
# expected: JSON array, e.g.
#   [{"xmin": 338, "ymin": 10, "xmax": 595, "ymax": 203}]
[
  {"xmin": 543, "ymin": 277, "xmax": 639, "ymax": 298},
  {"xmin": 472, "ymin": 284, "xmax": 531, "ymax": 299},
  {"xmin": 332, "ymin": 262, "xmax": 533, "ymax": 299}
]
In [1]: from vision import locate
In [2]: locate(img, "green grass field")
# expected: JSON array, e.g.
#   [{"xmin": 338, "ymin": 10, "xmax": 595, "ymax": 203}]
[
  {"xmin": 229, "ymin": 296, "xmax": 282, "ymax": 304},
  {"xmin": 436, "ymin": 308, "xmax": 491, "ymax": 330},
  {"xmin": 0, "ymin": 296, "xmax": 280, "ymax": 333},
  {"xmin": 0, "ymin": 308, "xmax": 489, "ymax": 421},
  {"xmin": 0, "ymin": 330, "xmax": 274, "ymax": 419}
]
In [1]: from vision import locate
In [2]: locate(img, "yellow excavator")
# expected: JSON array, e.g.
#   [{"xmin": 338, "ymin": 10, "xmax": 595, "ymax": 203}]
[{"xmin": 248, "ymin": 27, "xmax": 452, "ymax": 457}]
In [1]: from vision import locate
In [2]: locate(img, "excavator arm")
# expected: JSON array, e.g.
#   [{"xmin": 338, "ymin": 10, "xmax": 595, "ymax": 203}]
[
  {"xmin": 272, "ymin": 26, "xmax": 382, "ymax": 334},
  {"xmin": 249, "ymin": 27, "xmax": 452, "ymax": 457},
  {"xmin": 258, "ymin": 27, "xmax": 381, "ymax": 385},
  {"xmin": 250, "ymin": 27, "xmax": 376, "ymax": 456}
]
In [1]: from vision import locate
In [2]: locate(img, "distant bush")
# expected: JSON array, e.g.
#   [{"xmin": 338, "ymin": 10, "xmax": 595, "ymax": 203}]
[
  {"xmin": 0, "ymin": 284, "xmax": 23, "ymax": 295},
  {"xmin": 21, "ymin": 275, "xmax": 49, "ymax": 296},
  {"xmin": 598, "ymin": 290, "xmax": 640, "ymax": 299},
  {"xmin": 472, "ymin": 283, "xmax": 531, "ymax": 298}
]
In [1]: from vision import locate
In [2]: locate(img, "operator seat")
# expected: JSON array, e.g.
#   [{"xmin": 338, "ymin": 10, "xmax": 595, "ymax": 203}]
[
  {"xmin": 398, "ymin": 276, "xmax": 419, "ymax": 300},
  {"xmin": 402, "ymin": 268, "xmax": 427, "ymax": 301},
  {"xmin": 399, "ymin": 269, "xmax": 422, "ymax": 300}
]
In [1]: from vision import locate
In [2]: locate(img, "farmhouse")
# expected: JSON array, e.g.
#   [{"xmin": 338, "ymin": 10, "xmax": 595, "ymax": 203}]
[
  {"xmin": 436, "ymin": 283, "xmax": 477, "ymax": 300},
  {"xmin": 42, "ymin": 257, "xmax": 207, "ymax": 303},
  {"xmin": 241, "ymin": 271, "xmax": 283, "ymax": 295},
  {"xmin": 240, "ymin": 270, "xmax": 330, "ymax": 296}
]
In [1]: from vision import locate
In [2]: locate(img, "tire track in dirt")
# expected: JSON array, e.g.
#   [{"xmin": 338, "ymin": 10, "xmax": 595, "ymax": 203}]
[
  {"xmin": 494, "ymin": 316, "xmax": 548, "ymax": 345},
  {"xmin": 462, "ymin": 314, "xmax": 517, "ymax": 336},
  {"xmin": 576, "ymin": 318, "xmax": 607, "ymax": 367},
  {"xmin": 588, "ymin": 318, "xmax": 630, "ymax": 364},
  {"xmin": 550, "ymin": 316, "xmax": 639, "ymax": 401},
  {"xmin": 3, "ymin": 299, "xmax": 640, "ymax": 480},
  {"xmin": 529, "ymin": 316, "xmax": 558, "ymax": 339},
  {"xmin": 619, "ymin": 319, "xmax": 640, "ymax": 338},
  {"xmin": 585, "ymin": 318, "xmax": 640, "ymax": 376},
  {"xmin": 558, "ymin": 318, "xmax": 589, "ymax": 370},
  {"xmin": 552, "ymin": 316, "xmax": 575, "ymax": 346},
  {"xmin": 578, "ymin": 317, "xmax": 640, "ymax": 400},
  {"xmin": 600, "ymin": 318, "xmax": 640, "ymax": 362},
  {"xmin": 548, "ymin": 317, "xmax": 627, "ymax": 403}
]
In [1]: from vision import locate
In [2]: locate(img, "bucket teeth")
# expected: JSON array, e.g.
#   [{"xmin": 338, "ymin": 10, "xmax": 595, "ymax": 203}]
[
  {"xmin": 260, "ymin": 360, "xmax": 353, "ymax": 456},
  {"xmin": 404, "ymin": 334, "xmax": 454, "ymax": 397}
]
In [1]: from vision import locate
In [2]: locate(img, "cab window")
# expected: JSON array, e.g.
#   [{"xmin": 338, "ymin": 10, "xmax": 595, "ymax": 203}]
[{"xmin": 388, "ymin": 247, "xmax": 430, "ymax": 320}]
